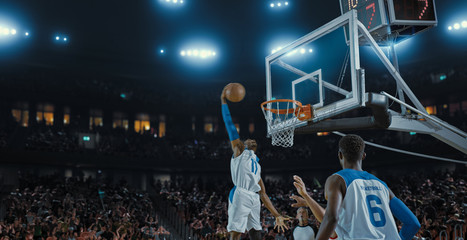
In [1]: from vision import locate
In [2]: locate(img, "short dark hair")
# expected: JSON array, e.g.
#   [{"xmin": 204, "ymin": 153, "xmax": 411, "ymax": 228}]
[{"xmin": 339, "ymin": 134, "xmax": 365, "ymax": 162}]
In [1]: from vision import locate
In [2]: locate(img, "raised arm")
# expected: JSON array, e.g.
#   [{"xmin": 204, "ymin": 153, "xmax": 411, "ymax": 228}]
[
  {"xmin": 388, "ymin": 188, "xmax": 421, "ymax": 240},
  {"xmin": 258, "ymin": 178, "xmax": 290, "ymax": 233},
  {"xmin": 221, "ymin": 87, "xmax": 244, "ymax": 157},
  {"xmin": 315, "ymin": 174, "xmax": 345, "ymax": 240},
  {"xmin": 292, "ymin": 175, "xmax": 338, "ymax": 238}
]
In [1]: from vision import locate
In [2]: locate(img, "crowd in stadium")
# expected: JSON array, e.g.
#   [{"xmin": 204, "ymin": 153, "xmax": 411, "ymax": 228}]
[
  {"xmin": 157, "ymin": 171, "xmax": 466, "ymax": 240},
  {"xmin": 0, "ymin": 174, "xmax": 169, "ymax": 240},
  {"xmin": 1, "ymin": 118, "xmax": 466, "ymax": 163}
]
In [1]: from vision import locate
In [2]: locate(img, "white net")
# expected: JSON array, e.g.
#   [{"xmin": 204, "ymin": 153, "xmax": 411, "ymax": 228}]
[{"xmin": 261, "ymin": 100, "xmax": 302, "ymax": 148}]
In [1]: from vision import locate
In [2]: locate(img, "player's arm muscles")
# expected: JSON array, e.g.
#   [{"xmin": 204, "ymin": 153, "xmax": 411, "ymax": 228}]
[
  {"xmin": 221, "ymin": 88, "xmax": 244, "ymax": 157},
  {"xmin": 388, "ymin": 188, "xmax": 421, "ymax": 240},
  {"xmin": 300, "ymin": 191, "xmax": 339, "ymax": 239},
  {"xmin": 315, "ymin": 175, "xmax": 344, "ymax": 240},
  {"xmin": 258, "ymin": 178, "xmax": 280, "ymax": 217}
]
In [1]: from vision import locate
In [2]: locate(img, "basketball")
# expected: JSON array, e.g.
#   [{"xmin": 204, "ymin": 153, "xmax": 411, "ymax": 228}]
[{"xmin": 225, "ymin": 83, "xmax": 246, "ymax": 102}]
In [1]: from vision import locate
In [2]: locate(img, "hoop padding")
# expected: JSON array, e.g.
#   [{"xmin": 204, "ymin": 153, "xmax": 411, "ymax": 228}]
[{"xmin": 261, "ymin": 99, "xmax": 312, "ymax": 148}]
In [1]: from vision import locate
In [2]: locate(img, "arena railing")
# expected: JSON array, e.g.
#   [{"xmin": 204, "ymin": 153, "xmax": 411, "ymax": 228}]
[
  {"xmin": 454, "ymin": 224, "xmax": 464, "ymax": 240},
  {"xmin": 152, "ymin": 194, "xmax": 199, "ymax": 240}
]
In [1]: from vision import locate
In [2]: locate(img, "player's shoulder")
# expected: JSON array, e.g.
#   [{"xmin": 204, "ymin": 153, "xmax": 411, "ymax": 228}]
[
  {"xmin": 333, "ymin": 169, "xmax": 388, "ymax": 189},
  {"xmin": 231, "ymin": 149, "xmax": 253, "ymax": 159}
]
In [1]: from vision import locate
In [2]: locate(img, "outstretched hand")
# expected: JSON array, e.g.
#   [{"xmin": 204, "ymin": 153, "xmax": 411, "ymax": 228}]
[
  {"xmin": 293, "ymin": 175, "xmax": 309, "ymax": 198},
  {"xmin": 290, "ymin": 195, "xmax": 307, "ymax": 208},
  {"xmin": 274, "ymin": 216, "xmax": 291, "ymax": 233}
]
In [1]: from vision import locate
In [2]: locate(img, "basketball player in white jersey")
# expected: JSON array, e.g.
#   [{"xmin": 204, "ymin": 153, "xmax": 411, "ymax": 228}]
[
  {"xmin": 221, "ymin": 88, "xmax": 290, "ymax": 240},
  {"xmin": 315, "ymin": 134, "xmax": 420, "ymax": 240}
]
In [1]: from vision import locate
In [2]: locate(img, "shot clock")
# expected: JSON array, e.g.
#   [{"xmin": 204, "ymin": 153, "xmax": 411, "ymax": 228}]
[
  {"xmin": 339, "ymin": 0, "xmax": 387, "ymax": 32},
  {"xmin": 339, "ymin": 0, "xmax": 437, "ymax": 45},
  {"xmin": 388, "ymin": 0, "xmax": 437, "ymax": 24}
]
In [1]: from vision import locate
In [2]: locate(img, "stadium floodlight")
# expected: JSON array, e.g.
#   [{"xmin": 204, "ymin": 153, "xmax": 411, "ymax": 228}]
[
  {"xmin": 25, "ymin": 32, "xmax": 29, "ymax": 36},
  {"xmin": 462, "ymin": 21, "xmax": 467, "ymax": 28},
  {"xmin": 55, "ymin": 36, "xmax": 60, "ymax": 40},
  {"xmin": 63, "ymin": 37, "xmax": 67, "ymax": 41},
  {"xmin": 10, "ymin": 29, "xmax": 16, "ymax": 35},
  {"xmin": 160, "ymin": 49, "xmax": 164, "ymax": 53},
  {"xmin": 160, "ymin": 0, "xmax": 183, "ymax": 6},
  {"xmin": 448, "ymin": 26, "xmax": 453, "ymax": 31},
  {"xmin": 454, "ymin": 23, "xmax": 460, "ymax": 30},
  {"xmin": 270, "ymin": 1, "xmax": 289, "ymax": 9},
  {"xmin": 181, "ymin": 48, "xmax": 217, "ymax": 59},
  {"xmin": 2, "ymin": 28, "xmax": 10, "ymax": 35}
]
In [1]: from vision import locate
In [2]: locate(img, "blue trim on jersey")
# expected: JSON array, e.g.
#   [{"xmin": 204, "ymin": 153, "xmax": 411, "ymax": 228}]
[
  {"xmin": 335, "ymin": 169, "xmax": 388, "ymax": 189},
  {"xmin": 229, "ymin": 186, "xmax": 236, "ymax": 203},
  {"xmin": 256, "ymin": 156, "xmax": 260, "ymax": 162}
]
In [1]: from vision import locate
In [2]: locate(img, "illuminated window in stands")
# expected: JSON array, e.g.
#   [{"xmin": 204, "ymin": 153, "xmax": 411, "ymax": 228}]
[
  {"xmin": 37, "ymin": 112, "xmax": 43, "ymax": 123},
  {"xmin": 113, "ymin": 112, "xmax": 129, "ymax": 130},
  {"xmin": 134, "ymin": 120, "xmax": 150, "ymax": 133},
  {"xmin": 204, "ymin": 116, "xmax": 214, "ymax": 133},
  {"xmin": 204, "ymin": 123, "xmax": 213, "ymax": 133},
  {"xmin": 11, "ymin": 109, "xmax": 21, "ymax": 122},
  {"xmin": 135, "ymin": 113, "xmax": 150, "ymax": 134},
  {"xmin": 425, "ymin": 106, "xmax": 436, "ymax": 115},
  {"xmin": 90, "ymin": 117, "xmax": 103, "ymax": 129},
  {"xmin": 11, "ymin": 109, "xmax": 29, "ymax": 127},
  {"xmin": 64, "ymin": 107, "xmax": 71, "ymax": 125},
  {"xmin": 37, "ymin": 103, "xmax": 54, "ymax": 126},
  {"xmin": 12, "ymin": 102, "xmax": 29, "ymax": 127},
  {"xmin": 159, "ymin": 122, "xmax": 166, "ymax": 137},
  {"xmin": 159, "ymin": 115, "xmax": 166, "ymax": 137},
  {"xmin": 89, "ymin": 109, "xmax": 103, "ymax": 130}
]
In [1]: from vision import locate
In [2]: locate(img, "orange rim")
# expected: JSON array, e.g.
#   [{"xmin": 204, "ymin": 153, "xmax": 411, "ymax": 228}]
[
  {"xmin": 261, "ymin": 99, "xmax": 303, "ymax": 114},
  {"xmin": 261, "ymin": 99, "xmax": 313, "ymax": 121}
]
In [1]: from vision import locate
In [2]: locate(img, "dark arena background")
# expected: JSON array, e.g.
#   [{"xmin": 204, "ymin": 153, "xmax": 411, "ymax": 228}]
[{"xmin": 0, "ymin": 0, "xmax": 466, "ymax": 239}]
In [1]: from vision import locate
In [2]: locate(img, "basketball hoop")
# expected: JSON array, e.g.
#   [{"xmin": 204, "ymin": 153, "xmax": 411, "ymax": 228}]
[{"xmin": 261, "ymin": 99, "xmax": 313, "ymax": 147}]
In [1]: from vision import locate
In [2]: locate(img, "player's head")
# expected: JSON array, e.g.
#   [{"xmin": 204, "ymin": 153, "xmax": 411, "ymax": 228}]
[
  {"xmin": 338, "ymin": 134, "xmax": 366, "ymax": 166},
  {"xmin": 296, "ymin": 207, "xmax": 309, "ymax": 222},
  {"xmin": 244, "ymin": 139, "xmax": 257, "ymax": 152}
]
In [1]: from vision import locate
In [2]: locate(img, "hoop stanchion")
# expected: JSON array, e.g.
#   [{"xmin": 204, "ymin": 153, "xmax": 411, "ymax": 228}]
[{"xmin": 261, "ymin": 99, "xmax": 312, "ymax": 147}]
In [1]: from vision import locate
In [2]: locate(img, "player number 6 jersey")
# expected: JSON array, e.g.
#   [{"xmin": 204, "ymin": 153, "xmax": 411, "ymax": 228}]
[{"xmin": 334, "ymin": 169, "xmax": 400, "ymax": 240}]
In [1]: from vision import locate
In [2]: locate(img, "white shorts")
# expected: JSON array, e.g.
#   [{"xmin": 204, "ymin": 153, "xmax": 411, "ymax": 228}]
[{"xmin": 227, "ymin": 186, "xmax": 262, "ymax": 233}]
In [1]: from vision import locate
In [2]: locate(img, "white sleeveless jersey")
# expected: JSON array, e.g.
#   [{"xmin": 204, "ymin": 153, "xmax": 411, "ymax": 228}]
[
  {"xmin": 334, "ymin": 169, "xmax": 400, "ymax": 240},
  {"xmin": 230, "ymin": 149, "xmax": 261, "ymax": 192}
]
